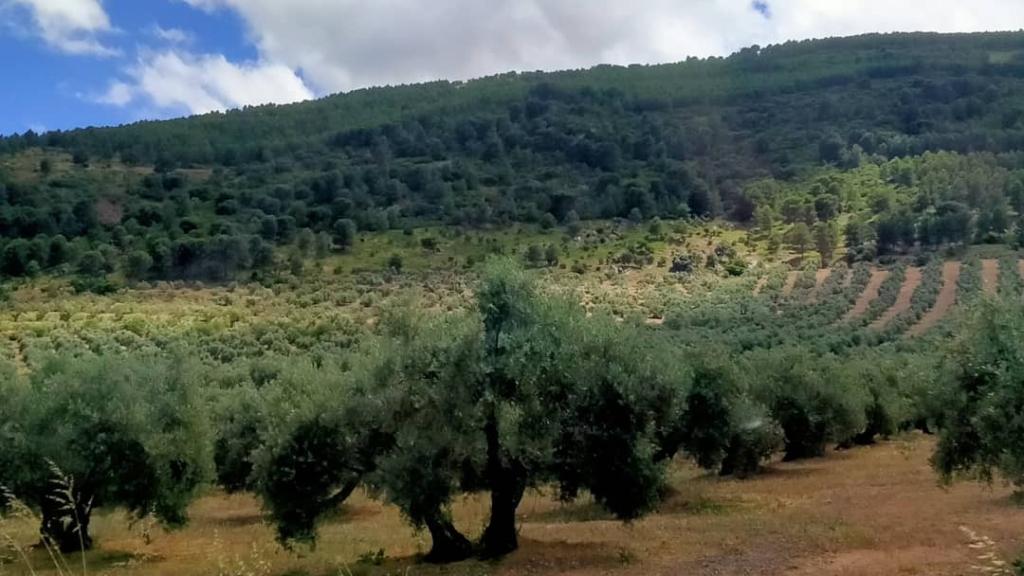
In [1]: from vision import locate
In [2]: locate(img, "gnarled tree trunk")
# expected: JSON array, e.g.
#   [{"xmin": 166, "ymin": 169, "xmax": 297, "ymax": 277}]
[
  {"xmin": 479, "ymin": 408, "xmax": 526, "ymax": 558},
  {"xmin": 424, "ymin": 514, "xmax": 473, "ymax": 563}
]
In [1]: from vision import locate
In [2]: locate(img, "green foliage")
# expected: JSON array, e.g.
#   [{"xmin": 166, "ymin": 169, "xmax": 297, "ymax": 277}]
[
  {"xmin": 2, "ymin": 33, "xmax": 1024, "ymax": 282},
  {"xmin": 932, "ymin": 300, "xmax": 1024, "ymax": 487},
  {"xmin": 248, "ymin": 259, "xmax": 689, "ymax": 560},
  {"xmin": 554, "ymin": 319, "xmax": 686, "ymax": 520},
  {"xmin": 2, "ymin": 353, "xmax": 212, "ymax": 551},
  {"xmin": 333, "ymin": 219, "xmax": 358, "ymax": 250},
  {"xmin": 748, "ymin": 349, "xmax": 868, "ymax": 461}
]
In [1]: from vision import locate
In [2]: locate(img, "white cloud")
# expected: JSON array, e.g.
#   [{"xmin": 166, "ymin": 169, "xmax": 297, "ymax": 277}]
[
  {"xmin": 99, "ymin": 49, "xmax": 314, "ymax": 115},
  {"xmin": 96, "ymin": 80, "xmax": 133, "ymax": 106},
  {"xmin": 151, "ymin": 25, "xmax": 192, "ymax": 45},
  {"xmin": 180, "ymin": 0, "xmax": 1024, "ymax": 94},
  {"xmin": 4, "ymin": 0, "xmax": 116, "ymax": 56}
]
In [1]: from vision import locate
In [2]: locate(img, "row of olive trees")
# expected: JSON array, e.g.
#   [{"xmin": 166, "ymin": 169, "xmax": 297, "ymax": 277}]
[
  {"xmin": 930, "ymin": 299, "xmax": 1024, "ymax": 490},
  {"xmin": 0, "ymin": 261, "xmax": 955, "ymax": 562},
  {"xmin": 225, "ymin": 260, "xmax": 692, "ymax": 561},
  {"xmin": 215, "ymin": 262, "xmax": 938, "ymax": 561}
]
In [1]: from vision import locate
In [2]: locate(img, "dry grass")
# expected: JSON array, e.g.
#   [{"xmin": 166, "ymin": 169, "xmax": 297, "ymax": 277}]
[
  {"xmin": 3, "ymin": 435, "xmax": 1023, "ymax": 576},
  {"xmin": 781, "ymin": 271, "xmax": 800, "ymax": 297},
  {"xmin": 983, "ymin": 259, "xmax": 1000, "ymax": 297}
]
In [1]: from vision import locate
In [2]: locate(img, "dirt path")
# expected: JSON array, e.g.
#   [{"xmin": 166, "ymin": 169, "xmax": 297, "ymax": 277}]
[
  {"xmin": 6, "ymin": 333, "xmax": 29, "ymax": 376},
  {"xmin": 908, "ymin": 261, "xmax": 961, "ymax": 337},
  {"xmin": 809, "ymin": 268, "xmax": 833, "ymax": 302},
  {"xmin": 870, "ymin": 267, "xmax": 922, "ymax": 330},
  {"xmin": 842, "ymin": 268, "xmax": 889, "ymax": 322},
  {"xmin": 982, "ymin": 259, "xmax": 999, "ymax": 296},
  {"xmin": 781, "ymin": 271, "xmax": 800, "ymax": 297},
  {"xmin": 1019, "ymin": 259, "xmax": 1024, "ymax": 282},
  {"xmin": 12, "ymin": 435, "xmax": 1021, "ymax": 576},
  {"xmin": 753, "ymin": 276, "xmax": 769, "ymax": 296}
]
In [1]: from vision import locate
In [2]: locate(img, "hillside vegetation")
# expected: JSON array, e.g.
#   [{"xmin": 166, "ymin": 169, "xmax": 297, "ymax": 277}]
[{"xmin": 2, "ymin": 32, "xmax": 1024, "ymax": 282}]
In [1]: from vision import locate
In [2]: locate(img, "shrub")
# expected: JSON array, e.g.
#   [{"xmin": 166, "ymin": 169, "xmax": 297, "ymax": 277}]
[
  {"xmin": 3, "ymin": 353, "xmax": 212, "ymax": 551},
  {"xmin": 749, "ymin": 348, "xmax": 868, "ymax": 461},
  {"xmin": 932, "ymin": 300, "xmax": 1024, "ymax": 487}
]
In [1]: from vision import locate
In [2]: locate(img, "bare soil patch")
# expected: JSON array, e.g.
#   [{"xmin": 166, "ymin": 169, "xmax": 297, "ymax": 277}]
[
  {"xmin": 842, "ymin": 268, "xmax": 889, "ymax": 322},
  {"xmin": 908, "ymin": 261, "xmax": 961, "ymax": 337},
  {"xmin": 95, "ymin": 198, "xmax": 124, "ymax": 226},
  {"xmin": 982, "ymin": 259, "xmax": 999, "ymax": 296},
  {"xmin": 753, "ymin": 276, "xmax": 769, "ymax": 296},
  {"xmin": 782, "ymin": 271, "xmax": 800, "ymax": 296},
  {"xmin": 870, "ymin": 267, "xmax": 922, "ymax": 330}
]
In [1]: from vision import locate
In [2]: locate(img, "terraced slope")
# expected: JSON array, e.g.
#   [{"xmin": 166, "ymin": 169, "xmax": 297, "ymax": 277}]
[
  {"xmin": 908, "ymin": 261, "xmax": 962, "ymax": 337},
  {"xmin": 782, "ymin": 271, "xmax": 800, "ymax": 297},
  {"xmin": 810, "ymin": 269, "xmax": 833, "ymax": 302},
  {"xmin": 753, "ymin": 277, "xmax": 769, "ymax": 296},
  {"xmin": 842, "ymin": 269, "xmax": 889, "ymax": 322},
  {"xmin": 982, "ymin": 259, "xmax": 999, "ymax": 296},
  {"xmin": 870, "ymin": 267, "xmax": 922, "ymax": 330}
]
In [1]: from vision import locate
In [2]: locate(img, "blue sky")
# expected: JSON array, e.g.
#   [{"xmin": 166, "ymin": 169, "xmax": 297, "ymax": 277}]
[
  {"xmin": 0, "ymin": 0, "xmax": 261, "ymax": 134},
  {"xmin": 1, "ymin": 0, "xmax": 1022, "ymax": 137}
]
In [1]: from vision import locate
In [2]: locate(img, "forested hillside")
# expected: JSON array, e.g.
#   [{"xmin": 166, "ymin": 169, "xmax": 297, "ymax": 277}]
[{"xmin": 2, "ymin": 31, "xmax": 1024, "ymax": 282}]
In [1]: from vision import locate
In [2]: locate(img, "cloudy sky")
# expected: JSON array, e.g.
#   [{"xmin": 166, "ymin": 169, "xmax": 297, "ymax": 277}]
[{"xmin": 1, "ymin": 0, "xmax": 1022, "ymax": 135}]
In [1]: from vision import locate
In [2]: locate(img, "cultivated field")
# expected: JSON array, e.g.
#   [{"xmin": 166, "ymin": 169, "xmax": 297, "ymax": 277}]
[
  {"xmin": 3, "ymin": 435, "xmax": 1023, "ymax": 576},
  {"xmin": 2, "ymin": 221, "xmax": 1023, "ymax": 576}
]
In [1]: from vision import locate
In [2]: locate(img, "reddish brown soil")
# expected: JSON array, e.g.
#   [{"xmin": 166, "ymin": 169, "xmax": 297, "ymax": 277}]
[
  {"xmin": 753, "ymin": 276, "xmax": 769, "ymax": 296},
  {"xmin": 95, "ymin": 197, "xmax": 124, "ymax": 226},
  {"xmin": 842, "ymin": 268, "xmax": 889, "ymax": 322},
  {"xmin": 782, "ymin": 271, "xmax": 800, "ymax": 297},
  {"xmin": 809, "ymin": 268, "xmax": 833, "ymax": 302},
  {"xmin": 982, "ymin": 259, "xmax": 999, "ymax": 296},
  {"xmin": 870, "ymin": 267, "xmax": 922, "ymax": 330},
  {"xmin": 908, "ymin": 261, "xmax": 961, "ymax": 337}
]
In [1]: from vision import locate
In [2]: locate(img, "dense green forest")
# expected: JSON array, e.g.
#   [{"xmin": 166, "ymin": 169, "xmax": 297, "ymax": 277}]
[{"xmin": 3, "ymin": 32, "xmax": 1024, "ymax": 282}]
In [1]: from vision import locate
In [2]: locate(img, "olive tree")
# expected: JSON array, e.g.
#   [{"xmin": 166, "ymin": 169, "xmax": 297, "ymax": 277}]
[
  {"xmin": 0, "ymin": 362, "xmax": 29, "ymax": 512},
  {"xmin": 256, "ymin": 259, "xmax": 690, "ymax": 561},
  {"xmin": 469, "ymin": 259, "xmax": 688, "ymax": 556},
  {"xmin": 3, "ymin": 354, "xmax": 212, "ymax": 552},
  {"xmin": 932, "ymin": 301, "xmax": 1024, "ymax": 487},
  {"xmin": 835, "ymin": 353, "xmax": 913, "ymax": 448},
  {"xmin": 552, "ymin": 317, "xmax": 688, "ymax": 520},
  {"xmin": 749, "ymin": 348, "xmax": 868, "ymax": 461},
  {"xmin": 250, "ymin": 322, "xmax": 476, "ymax": 562},
  {"xmin": 657, "ymin": 351, "xmax": 780, "ymax": 478}
]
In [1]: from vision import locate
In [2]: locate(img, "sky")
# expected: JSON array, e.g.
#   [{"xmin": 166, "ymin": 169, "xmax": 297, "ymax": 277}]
[{"xmin": 1, "ymin": 0, "xmax": 1023, "ymax": 136}]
